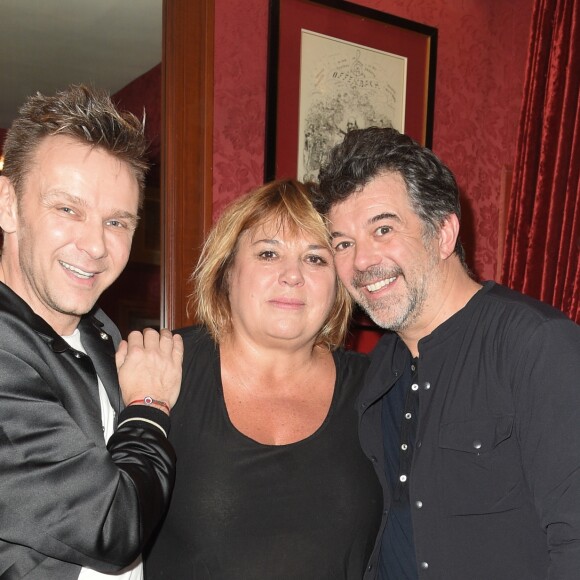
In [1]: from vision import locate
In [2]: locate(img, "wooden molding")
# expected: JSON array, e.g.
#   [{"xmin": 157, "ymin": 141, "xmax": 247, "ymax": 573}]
[{"xmin": 161, "ymin": 0, "xmax": 214, "ymax": 329}]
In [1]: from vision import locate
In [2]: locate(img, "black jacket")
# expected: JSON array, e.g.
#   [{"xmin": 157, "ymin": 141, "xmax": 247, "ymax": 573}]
[
  {"xmin": 360, "ymin": 282, "xmax": 580, "ymax": 580},
  {"xmin": 0, "ymin": 282, "xmax": 175, "ymax": 579}
]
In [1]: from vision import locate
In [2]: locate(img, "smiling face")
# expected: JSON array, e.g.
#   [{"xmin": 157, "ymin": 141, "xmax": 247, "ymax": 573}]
[
  {"xmin": 226, "ymin": 220, "xmax": 337, "ymax": 349},
  {"xmin": 328, "ymin": 172, "xmax": 444, "ymax": 334},
  {"xmin": 0, "ymin": 135, "xmax": 139, "ymax": 335}
]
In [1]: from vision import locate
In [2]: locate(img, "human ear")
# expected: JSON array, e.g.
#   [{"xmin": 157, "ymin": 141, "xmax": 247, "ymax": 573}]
[
  {"xmin": 0, "ymin": 176, "xmax": 18, "ymax": 234},
  {"xmin": 438, "ymin": 214, "xmax": 460, "ymax": 260}
]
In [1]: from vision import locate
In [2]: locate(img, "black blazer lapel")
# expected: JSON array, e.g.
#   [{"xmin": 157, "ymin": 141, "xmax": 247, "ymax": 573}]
[{"xmin": 79, "ymin": 316, "xmax": 122, "ymax": 423}]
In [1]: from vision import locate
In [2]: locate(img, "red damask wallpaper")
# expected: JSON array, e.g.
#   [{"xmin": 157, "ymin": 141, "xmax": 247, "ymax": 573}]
[{"xmin": 212, "ymin": 0, "xmax": 533, "ymax": 281}]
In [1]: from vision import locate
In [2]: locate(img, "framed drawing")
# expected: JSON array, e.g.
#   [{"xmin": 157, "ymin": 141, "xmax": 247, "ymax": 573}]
[{"xmin": 265, "ymin": 0, "xmax": 437, "ymax": 181}]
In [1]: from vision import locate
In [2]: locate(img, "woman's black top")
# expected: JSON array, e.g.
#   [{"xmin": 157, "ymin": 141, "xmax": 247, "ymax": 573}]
[{"xmin": 145, "ymin": 326, "xmax": 382, "ymax": 579}]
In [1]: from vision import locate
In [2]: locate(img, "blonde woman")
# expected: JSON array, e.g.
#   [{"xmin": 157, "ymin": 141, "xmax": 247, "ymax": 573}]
[{"xmin": 146, "ymin": 180, "xmax": 382, "ymax": 579}]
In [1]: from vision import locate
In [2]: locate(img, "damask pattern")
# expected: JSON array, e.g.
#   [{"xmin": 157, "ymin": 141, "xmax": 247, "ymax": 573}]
[{"xmin": 213, "ymin": 0, "xmax": 269, "ymax": 216}]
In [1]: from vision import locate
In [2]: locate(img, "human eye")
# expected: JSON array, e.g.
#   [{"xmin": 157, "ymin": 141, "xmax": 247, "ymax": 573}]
[
  {"xmin": 58, "ymin": 206, "xmax": 76, "ymax": 216},
  {"xmin": 106, "ymin": 219, "xmax": 126, "ymax": 229},
  {"xmin": 374, "ymin": 225, "xmax": 392, "ymax": 237},
  {"xmin": 106, "ymin": 214, "xmax": 138, "ymax": 232},
  {"xmin": 332, "ymin": 239, "xmax": 353, "ymax": 253},
  {"xmin": 305, "ymin": 253, "xmax": 329, "ymax": 266},
  {"xmin": 257, "ymin": 250, "xmax": 278, "ymax": 261}
]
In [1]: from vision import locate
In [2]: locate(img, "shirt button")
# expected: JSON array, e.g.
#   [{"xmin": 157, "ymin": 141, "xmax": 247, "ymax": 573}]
[
  {"xmin": 415, "ymin": 500, "xmax": 423, "ymax": 508},
  {"xmin": 405, "ymin": 412, "xmax": 412, "ymax": 420},
  {"xmin": 401, "ymin": 443, "xmax": 408, "ymax": 451},
  {"xmin": 473, "ymin": 440, "xmax": 482, "ymax": 450},
  {"xmin": 370, "ymin": 455, "xmax": 377, "ymax": 463},
  {"xmin": 74, "ymin": 352, "xmax": 81, "ymax": 358},
  {"xmin": 417, "ymin": 440, "xmax": 422, "ymax": 448},
  {"xmin": 411, "ymin": 383, "xmax": 419, "ymax": 391},
  {"xmin": 411, "ymin": 364, "xmax": 416, "ymax": 372},
  {"xmin": 424, "ymin": 382, "xmax": 431, "ymax": 390},
  {"xmin": 100, "ymin": 331, "xmax": 109, "ymax": 340},
  {"xmin": 420, "ymin": 561, "xmax": 429, "ymax": 570},
  {"xmin": 400, "ymin": 474, "xmax": 408, "ymax": 482}
]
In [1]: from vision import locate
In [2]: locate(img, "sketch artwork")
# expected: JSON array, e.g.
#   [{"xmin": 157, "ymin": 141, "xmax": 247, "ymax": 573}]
[{"xmin": 298, "ymin": 30, "xmax": 406, "ymax": 181}]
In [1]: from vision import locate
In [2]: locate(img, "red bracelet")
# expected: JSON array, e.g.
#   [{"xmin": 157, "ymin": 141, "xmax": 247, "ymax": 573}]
[{"xmin": 127, "ymin": 396, "xmax": 170, "ymax": 413}]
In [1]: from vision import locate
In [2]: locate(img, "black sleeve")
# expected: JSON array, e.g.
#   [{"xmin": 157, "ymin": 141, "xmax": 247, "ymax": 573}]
[
  {"xmin": 0, "ymin": 351, "xmax": 176, "ymax": 573},
  {"xmin": 514, "ymin": 318, "xmax": 580, "ymax": 577}
]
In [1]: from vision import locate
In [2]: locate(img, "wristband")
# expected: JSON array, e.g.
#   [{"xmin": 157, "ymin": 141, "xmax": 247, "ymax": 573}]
[{"xmin": 127, "ymin": 396, "xmax": 170, "ymax": 414}]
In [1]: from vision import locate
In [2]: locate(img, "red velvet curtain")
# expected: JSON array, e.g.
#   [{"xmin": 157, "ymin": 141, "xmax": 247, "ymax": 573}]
[{"xmin": 501, "ymin": 0, "xmax": 579, "ymax": 323}]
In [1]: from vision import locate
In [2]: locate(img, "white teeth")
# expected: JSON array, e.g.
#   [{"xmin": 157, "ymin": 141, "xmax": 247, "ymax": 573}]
[
  {"xmin": 366, "ymin": 276, "xmax": 396, "ymax": 292},
  {"xmin": 60, "ymin": 262, "xmax": 94, "ymax": 279}
]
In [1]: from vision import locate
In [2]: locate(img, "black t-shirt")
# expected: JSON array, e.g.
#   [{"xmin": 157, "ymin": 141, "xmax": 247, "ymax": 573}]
[{"xmin": 145, "ymin": 326, "xmax": 382, "ymax": 579}]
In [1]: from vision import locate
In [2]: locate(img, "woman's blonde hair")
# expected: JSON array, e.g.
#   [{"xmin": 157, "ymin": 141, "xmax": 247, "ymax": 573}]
[{"xmin": 189, "ymin": 179, "xmax": 352, "ymax": 349}]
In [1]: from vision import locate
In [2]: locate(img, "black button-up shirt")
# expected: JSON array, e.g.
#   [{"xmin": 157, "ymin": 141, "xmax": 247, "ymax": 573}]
[
  {"xmin": 360, "ymin": 282, "xmax": 580, "ymax": 580},
  {"xmin": 379, "ymin": 358, "xmax": 419, "ymax": 579}
]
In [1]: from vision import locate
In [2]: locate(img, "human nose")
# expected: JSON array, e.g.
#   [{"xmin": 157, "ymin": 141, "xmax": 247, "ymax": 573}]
[
  {"xmin": 77, "ymin": 220, "xmax": 107, "ymax": 259},
  {"xmin": 352, "ymin": 237, "xmax": 382, "ymax": 272},
  {"xmin": 279, "ymin": 261, "xmax": 305, "ymax": 286}
]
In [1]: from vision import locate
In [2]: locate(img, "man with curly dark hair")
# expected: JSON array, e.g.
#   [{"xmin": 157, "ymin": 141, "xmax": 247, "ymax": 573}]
[{"xmin": 314, "ymin": 126, "xmax": 580, "ymax": 580}]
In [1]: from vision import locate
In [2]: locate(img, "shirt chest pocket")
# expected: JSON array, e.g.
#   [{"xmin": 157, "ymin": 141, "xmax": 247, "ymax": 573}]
[{"xmin": 437, "ymin": 415, "xmax": 526, "ymax": 515}]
